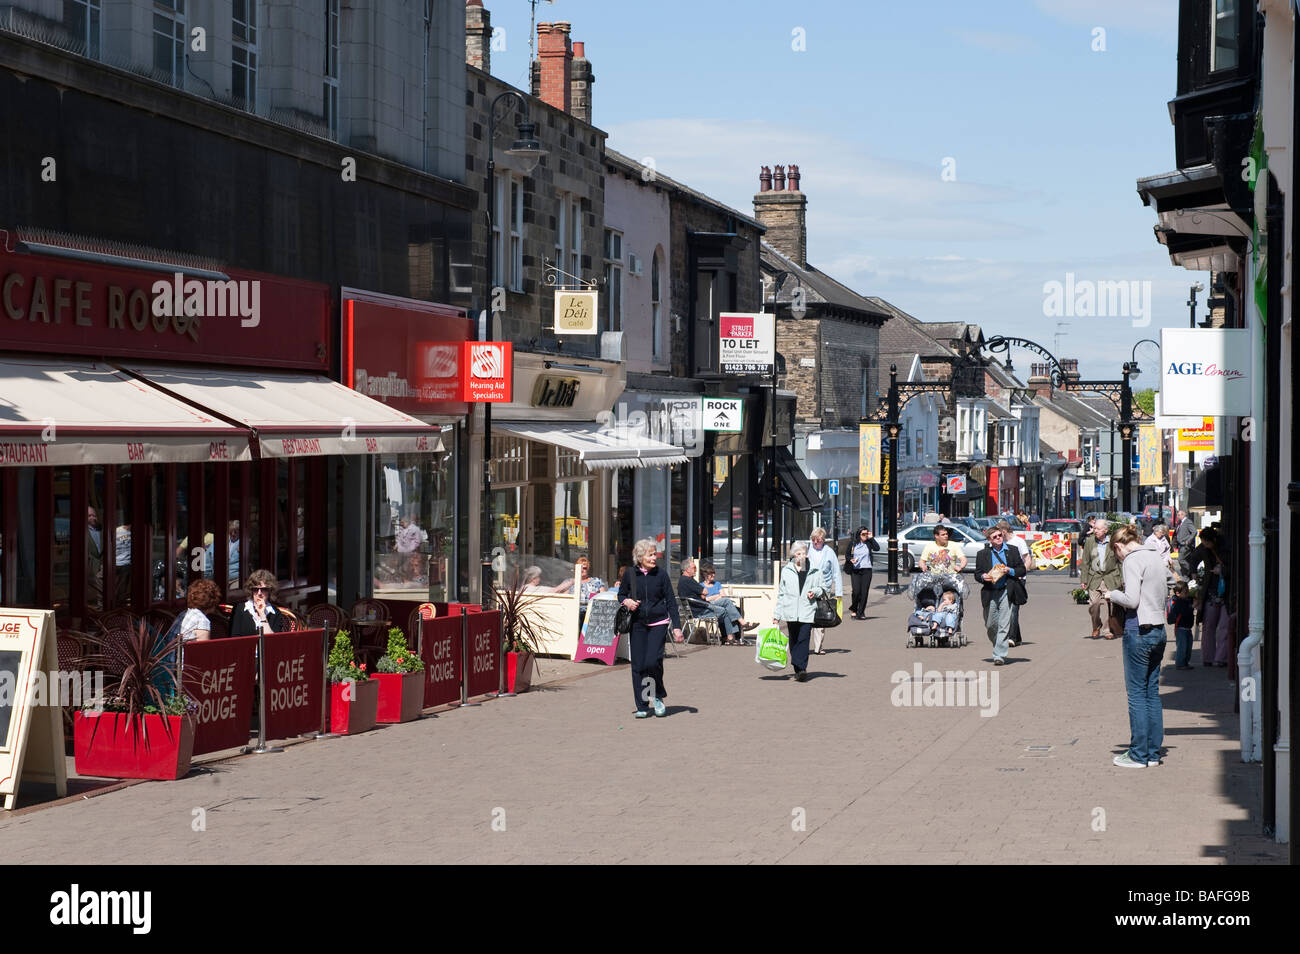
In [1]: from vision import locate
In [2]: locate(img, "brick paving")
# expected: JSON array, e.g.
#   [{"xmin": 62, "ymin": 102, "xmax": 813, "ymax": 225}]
[{"xmin": 0, "ymin": 572, "xmax": 1283, "ymax": 864}]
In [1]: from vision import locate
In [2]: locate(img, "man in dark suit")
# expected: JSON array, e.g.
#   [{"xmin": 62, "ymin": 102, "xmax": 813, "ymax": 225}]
[{"xmin": 974, "ymin": 525, "xmax": 1025, "ymax": 666}]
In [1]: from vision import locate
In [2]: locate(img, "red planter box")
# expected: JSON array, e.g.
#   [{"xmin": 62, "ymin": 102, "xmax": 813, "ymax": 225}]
[
  {"xmin": 73, "ymin": 712, "xmax": 195, "ymax": 780},
  {"xmin": 374, "ymin": 671, "xmax": 425, "ymax": 723},
  {"xmin": 329, "ymin": 678, "xmax": 380, "ymax": 735},
  {"xmin": 507, "ymin": 651, "xmax": 534, "ymax": 694}
]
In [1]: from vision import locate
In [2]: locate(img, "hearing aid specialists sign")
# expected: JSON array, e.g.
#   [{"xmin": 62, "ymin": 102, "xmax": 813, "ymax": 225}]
[{"xmin": 1159, "ymin": 328, "xmax": 1250, "ymax": 416}]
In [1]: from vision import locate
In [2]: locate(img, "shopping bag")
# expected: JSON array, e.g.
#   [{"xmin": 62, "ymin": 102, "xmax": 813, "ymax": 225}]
[{"xmin": 754, "ymin": 625, "xmax": 789, "ymax": 671}]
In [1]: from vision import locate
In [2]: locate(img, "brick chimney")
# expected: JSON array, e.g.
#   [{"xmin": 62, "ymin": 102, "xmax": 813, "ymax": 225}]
[
  {"xmin": 534, "ymin": 22, "xmax": 573, "ymax": 114},
  {"xmin": 1027, "ymin": 362, "xmax": 1053, "ymax": 399},
  {"xmin": 569, "ymin": 40, "xmax": 594, "ymax": 123},
  {"xmin": 466, "ymin": 1, "xmax": 491, "ymax": 72},
  {"xmin": 753, "ymin": 163, "xmax": 808, "ymax": 266},
  {"xmin": 1060, "ymin": 358, "xmax": 1080, "ymax": 383}
]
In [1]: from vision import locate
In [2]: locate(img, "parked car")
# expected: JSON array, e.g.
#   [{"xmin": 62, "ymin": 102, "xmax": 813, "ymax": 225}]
[
  {"xmin": 890, "ymin": 522, "xmax": 986, "ymax": 573},
  {"xmin": 1041, "ymin": 518, "xmax": 1083, "ymax": 536}
]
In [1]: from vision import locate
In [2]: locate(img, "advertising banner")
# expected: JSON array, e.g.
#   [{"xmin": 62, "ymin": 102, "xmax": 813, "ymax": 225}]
[
  {"xmin": 1139, "ymin": 425, "xmax": 1163, "ymax": 486},
  {"xmin": 464, "ymin": 611, "xmax": 501, "ymax": 698},
  {"xmin": 461, "ymin": 342, "xmax": 513, "ymax": 403},
  {"xmin": 1160, "ymin": 328, "xmax": 1250, "ymax": 416},
  {"xmin": 420, "ymin": 616, "xmax": 463, "ymax": 708},
  {"xmin": 184, "ymin": 636, "xmax": 257, "ymax": 756},
  {"xmin": 859, "ymin": 424, "xmax": 881, "ymax": 484}
]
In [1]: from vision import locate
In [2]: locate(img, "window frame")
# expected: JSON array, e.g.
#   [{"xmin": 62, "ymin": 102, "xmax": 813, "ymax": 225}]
[
  {"xmin": 152, "ymin": 4, "xmax": 187, "ymax": 89},
  {"xmin": 323, "ymin": 0, "xmax": 340, "ymax": 136},
  {"xmin": 603, "ymin": 228, "xmax": 624, "ymax": 333},
  {"xmin": 65, "ymin": 0, "xmax": 102, "ymax": 60}
]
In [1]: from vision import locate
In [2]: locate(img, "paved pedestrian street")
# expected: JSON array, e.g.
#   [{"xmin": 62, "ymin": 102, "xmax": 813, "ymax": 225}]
[{"xmin": 0, "ymin": 575, "xmax": 1282, "ymax": 865}]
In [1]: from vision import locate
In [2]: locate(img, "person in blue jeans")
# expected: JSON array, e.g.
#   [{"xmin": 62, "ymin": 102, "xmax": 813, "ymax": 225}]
[
  {"xmin": 1106, "ymin": 524, "xmax": 1175, "ymax": 768},
  {"xmin": 1167, "ymin": 580, "xmax": 1196, "ymax": 670}
]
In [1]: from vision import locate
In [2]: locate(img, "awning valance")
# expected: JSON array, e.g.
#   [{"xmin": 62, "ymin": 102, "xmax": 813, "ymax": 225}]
[
  {"xmin": 774, "ymin": 446, "xmax": 825, "ymax": 512},
  {"xmin": 0, "ymin": 357, "xmax": 251, "ymax": 466},
  {"xmin": 127, "ymin": 365, "xmax": 442, "ymax": 458},
  {"xmin": 495, "ymin": 422, "xmax": 688, "ymax": 469}
]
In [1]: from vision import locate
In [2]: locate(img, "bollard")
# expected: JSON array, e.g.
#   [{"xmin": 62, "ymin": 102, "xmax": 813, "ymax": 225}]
[
  {"xmin": 458, "ymin": 607, "xmax": 481, "ymax": 707},
  {"xmin": 1068, "ymin": 533, "xmax": 1078, "ymax": 578},
  {"xmin": 248, "ymin": 630, "xmax": 284, "ymax": 754},
  {"xmin": 495, "ymin": 609, "xmax": 513, "ymax": 698}
]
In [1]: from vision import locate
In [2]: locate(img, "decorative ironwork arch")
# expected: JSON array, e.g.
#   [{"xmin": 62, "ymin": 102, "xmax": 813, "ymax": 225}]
[{"xmin": 983, "ymin": 335, "xmax": 1065, "ymax": 388}]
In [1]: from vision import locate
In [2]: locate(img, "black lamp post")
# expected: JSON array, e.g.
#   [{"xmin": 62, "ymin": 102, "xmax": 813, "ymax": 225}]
[{"xmin": 481, "ymin": 91, "xmax": 546, "ymax": 601}]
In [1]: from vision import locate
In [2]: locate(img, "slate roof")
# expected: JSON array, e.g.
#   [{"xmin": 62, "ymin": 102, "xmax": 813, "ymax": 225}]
[
  {"xmin": 760, "ymin": 243, "xmax": 890, "ymax": 322},
  {"xmin": 605, "ymin": 147, "xmax": 765, "ymax": 232},
  {"xmin": 869, "ymin": 298, "xmax": 959, "ymax": 361}
]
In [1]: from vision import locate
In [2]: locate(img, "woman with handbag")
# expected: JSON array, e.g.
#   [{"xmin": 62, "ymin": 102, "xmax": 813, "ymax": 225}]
[
  {"xmin": 773, "ymin": 542, "xmax": 826, "ymax": 682},
  {"xmin": 617, "ymin": 539, "xmax": 682, "ymax": 719},
  {"xmin": 846, "ymin": 526, "xmax": 879, "ymax": 620}
]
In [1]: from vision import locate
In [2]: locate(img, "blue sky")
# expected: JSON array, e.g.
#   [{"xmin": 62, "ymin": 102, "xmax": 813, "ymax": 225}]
[{"xmin": 487, "ymin": 0, "xmax": 1202, "ymax": 383}]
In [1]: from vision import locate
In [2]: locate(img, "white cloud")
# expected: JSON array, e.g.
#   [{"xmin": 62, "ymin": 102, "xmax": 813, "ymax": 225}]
[{"xmin": 1032, "ymin": 0, "xmax": 1176, "ymax": 34}]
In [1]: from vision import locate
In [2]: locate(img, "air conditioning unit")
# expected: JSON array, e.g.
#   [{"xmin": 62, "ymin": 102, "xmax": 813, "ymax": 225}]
[{"xmin": 628, "ymin": 253, "xmax": 643, "ymax": 276}]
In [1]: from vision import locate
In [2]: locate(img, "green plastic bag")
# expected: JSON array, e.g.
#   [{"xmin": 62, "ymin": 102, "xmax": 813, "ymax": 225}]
[{"xmin": 755, "ymin": 625, "xmax": 789, "ymax": 671}]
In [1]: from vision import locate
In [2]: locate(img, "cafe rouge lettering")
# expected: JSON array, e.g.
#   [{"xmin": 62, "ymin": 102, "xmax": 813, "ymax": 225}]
[
  {"xmin": 531, "ymin": 376, "xmax": 581, "ymax": 408},
  {"xmin": 3, "ymin": 271, "xmax": 203, "ymax": 340}
]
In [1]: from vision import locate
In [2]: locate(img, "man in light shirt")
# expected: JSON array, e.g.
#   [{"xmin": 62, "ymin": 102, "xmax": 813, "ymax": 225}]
[{"xmin": 996, "ymin": 519, "xmax": 1033, "ymax": 646}]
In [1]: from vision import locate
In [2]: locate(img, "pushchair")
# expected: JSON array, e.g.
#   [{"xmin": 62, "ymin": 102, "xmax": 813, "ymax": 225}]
[{"xmin": 906, "ymin": 571, "xmax": 968, "ymax": 648}]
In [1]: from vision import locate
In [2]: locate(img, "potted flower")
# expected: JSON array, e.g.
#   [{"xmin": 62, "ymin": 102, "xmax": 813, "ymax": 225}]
[
  {"xmin": 1069, "ymin": 587, "xmax": 1089, "ymax": 605},
  {"xmin": 490, "ymin": 570, "xmax": 552, "ymax": 693},
  {"xmin": 373, "ymin": 627, "xmax": 425, "ymax": 723},
  {"xmin": 75, "ymin": 620, "xmax": 196, "ymax": 780},
  {"xmin": 327, "ymin": 631, "xmax": 379, "ymax": 735}
]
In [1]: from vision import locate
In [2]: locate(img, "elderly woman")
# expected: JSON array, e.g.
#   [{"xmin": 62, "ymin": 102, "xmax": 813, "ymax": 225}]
[
  {"xmin": 773, "ymin": 541, "xmax": 826, "ymax": 682},
  {"xmin": 1107, "ymin": 524, "xmax": 1175, "ymax": 768},
  {"xmin": 617, "ymin": 538, "xmax": 682, "ymax": 718},
  {"xmin": 229, "ymin": 569, "xmax": 290, "ymax": 637}
]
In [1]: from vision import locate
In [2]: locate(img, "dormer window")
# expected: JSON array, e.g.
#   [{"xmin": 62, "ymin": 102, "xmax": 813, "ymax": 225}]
[{"xmin": 1211, "ymin": 0, "xmax": 1239, "ymax": 72}]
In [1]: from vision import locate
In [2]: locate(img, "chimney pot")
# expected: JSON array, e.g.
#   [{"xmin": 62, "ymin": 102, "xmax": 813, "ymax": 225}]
[
  {"xmin": 788, "ymin": 164, "xmax": 801, "ymax": 191},
  {"xmin": 573, "ymin": 41, "xmax": 585, "ymax": 58},
  {"xmin": 773, "ymin": 165, "xmax": 786, "ymax": 190},
  {"xmin": 759, "ymin": 165, "xmax": 772, "ymax": 192}
]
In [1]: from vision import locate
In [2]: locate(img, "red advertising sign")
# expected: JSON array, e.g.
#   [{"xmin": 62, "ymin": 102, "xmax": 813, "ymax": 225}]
[
  {"xmin": 419, "ymin": 616, "xmax": 463, "ymax": 708},
  {"xmin": 343, "ymin": 296, "xmax": 473, "ymax": 415},
  {"xmin": 262, "ymin": 629, "xmax": 326, "ymax": 739},
  {"xmin": 183, "ymin": 636, "xmax": 257, "ymax": 755},
  {"xmin": 0, "ymin": 248, "xmax": 330, "ymax": 370},
  {"xmin": 461, "ymin": 342, "xmax": 512, "ymax": 402},
  {"xmin": 464, "ymin": 611, "xmax": 501, "ymax": 697}
]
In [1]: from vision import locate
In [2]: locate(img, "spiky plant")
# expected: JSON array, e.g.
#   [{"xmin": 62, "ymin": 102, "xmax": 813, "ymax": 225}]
[
  {"xmin": 489, "ymin": 567, "xmax": 559, "ymax": 655},
  {"xmin": 81, "ymin": 618, "xmax": 194, "ymax": 746}
]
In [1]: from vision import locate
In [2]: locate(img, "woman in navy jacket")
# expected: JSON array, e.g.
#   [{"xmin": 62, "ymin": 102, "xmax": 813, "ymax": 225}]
[{"xmin": 617, "ymin": 539, "xmax": 682, "ymax": 718}]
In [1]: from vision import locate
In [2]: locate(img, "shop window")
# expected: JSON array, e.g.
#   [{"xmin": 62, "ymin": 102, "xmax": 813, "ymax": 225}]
[
  {"xmin": 52, "ymin": 468, "xmax": 72, "ymax": 614},
  {"xmin": 491, "ymin": 435, "xmax": 527, "ymax": 484},
  {"xmin": 110, "ymin": 467, "xmax": 133, "ymax": 609},
  {"xmin": 246, "ymin": 466, "xmax": 261, "ymax": 578},
  {"xmin": 552, "ymin": 480, "xmax": 591, "ymax": 565},
  {"xmin": 372, "ymin": 451, "xmax": 455, "ymax": 595},
  {"xmin": 295, "ymin": 461, "xmax": 308, "ymax": 580}
]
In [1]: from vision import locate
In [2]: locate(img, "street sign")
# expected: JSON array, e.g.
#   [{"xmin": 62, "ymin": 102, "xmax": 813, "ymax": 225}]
[
  {"xmin": 944, "ymin": 475, "xmax": 966, "ymax": 495},
  {"xmin": 719, "ymin": 312, "xmax": 775, "ymax": 375},
  {"xmin": 828, "ymin": 479, "xmax": 840, "ymax": 496},
  {"xmin": 702, "ymin": 397, "xmax": 742, "ymax": 431}
]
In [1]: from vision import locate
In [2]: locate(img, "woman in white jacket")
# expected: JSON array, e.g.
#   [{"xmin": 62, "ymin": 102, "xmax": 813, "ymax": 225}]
[
  {"xmin": 805, "ymin": 527, "xmax": 843, "ymax": 655},
  {"xmin": 773, "ymin": 542, "xmax": 827, "ymax": 682}
]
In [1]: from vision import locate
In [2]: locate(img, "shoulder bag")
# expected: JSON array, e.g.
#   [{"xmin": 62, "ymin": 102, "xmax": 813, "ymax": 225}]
[
  {"xmin": 614, "ymin": 572, "xmax": 637, "ymax": 634},
  {"xmin": 813, "ymin": 593, "xmax": 841, "ymax": 628}
]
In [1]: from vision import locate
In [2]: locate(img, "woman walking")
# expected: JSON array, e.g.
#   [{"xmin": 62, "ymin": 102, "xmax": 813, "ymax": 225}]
[
  {"xmin": 846, "ymin": 526, "xmax": 879, "ymax": 619},
  {"xmin": 617, "ymin": 539, "xmax": 682, "ymax": 718},
  {"xmin": 1107, "ymin": 524, "xmax": 1174, "ymax": 768},
  {"xmin": 773, "ymin": 542, "xmax": 826, "ymax": 682},
  {"xmin": 805, "ymin": 527, "xmax": 842, "ymax": 654}
]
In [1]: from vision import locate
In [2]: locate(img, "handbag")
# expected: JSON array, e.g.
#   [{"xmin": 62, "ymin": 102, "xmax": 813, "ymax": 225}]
[
  {"xmin": 1007, "ymin": 575, "xmax": 1029, "ymax": 606},
  {"xmin": 813, "ymin": 594, "xmax": 841, "ymax": 628},
  {"xmin": 614, "ymin": 572, "xmax": 637, "ymax": 635}
]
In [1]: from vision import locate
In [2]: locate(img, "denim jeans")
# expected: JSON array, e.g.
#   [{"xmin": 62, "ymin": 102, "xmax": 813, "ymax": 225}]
[
  {"xmin": 1122, "ymin": 617, "xmax": 1166, "ymax": 763},
  {"xmin": 704, "ymin": 598, "xmax": 743, "ymax": 636},
  {"xmin": 934, "ymin": 610, "xmax": 958, "ymax": 630},
  {"xmin": 1174, "ymin": 626, "xmax": 1192, "ymax": 668}
]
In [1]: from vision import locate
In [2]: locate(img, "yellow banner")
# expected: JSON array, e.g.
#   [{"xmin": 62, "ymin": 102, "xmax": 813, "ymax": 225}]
[
  {"xmin": 859, "ymin": 424, "xmax": 881, "ymax": 484},
  {"xmin": 1176, "ymin": 417, "xmax": 1215, "ymax": 452},
  {"xmin": 1139, "ymin": 425, "xmax": 1162, "ymax": 485}
]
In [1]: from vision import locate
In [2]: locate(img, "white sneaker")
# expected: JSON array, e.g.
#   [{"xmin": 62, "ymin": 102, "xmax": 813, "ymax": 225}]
[
  {"xmin": 1113, "ymin": 754, "xmax": 1146, "ymax": 769},
  {"xmin": 1147, "ymin": 760, "xmax": 1161, "ymax": 767}
]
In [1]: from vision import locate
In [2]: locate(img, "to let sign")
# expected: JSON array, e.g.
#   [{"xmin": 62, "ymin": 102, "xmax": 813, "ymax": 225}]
[
  {"xmin": 553, "ymin": 291, "xmax": 598, "ymax": 335},
  {"xmin": 719, "ymin": 313, "xmax": 774, "ymax": 375}
]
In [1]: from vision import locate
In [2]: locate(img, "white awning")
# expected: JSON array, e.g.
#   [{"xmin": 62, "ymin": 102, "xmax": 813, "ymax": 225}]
[
  {"xmin": 495, "ymin": 422, "xmax": 688, "ymax": 469},
  {"xmin": 0, "ymin": 356, "xmax": 251, "ymax": 466},
  {"xmin": 127, "ymin": 365, "xmax": 443, "ymax": 458}
]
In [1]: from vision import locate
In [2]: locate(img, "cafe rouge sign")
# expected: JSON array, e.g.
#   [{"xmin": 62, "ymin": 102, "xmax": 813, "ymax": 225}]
[{"xmin": 0, "ymin": 247, "xmax": 330, "ymax": 370}]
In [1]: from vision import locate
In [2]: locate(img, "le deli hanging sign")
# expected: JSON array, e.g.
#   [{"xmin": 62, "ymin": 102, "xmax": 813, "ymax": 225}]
[{"xmin": 553, "ymin": 291, "xmax": 598, "ymax": 335}]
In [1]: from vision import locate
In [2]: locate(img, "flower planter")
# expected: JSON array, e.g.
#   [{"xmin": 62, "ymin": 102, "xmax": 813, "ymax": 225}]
[
  {"xmin": 373, "ymin": 670, "xmax": 425, "ymax": 723},
  {"xmin": 506, "ymin": 651, "xmax": 535, "ymax": 694},
  {"xmin": 329, "ymin": 678, "xmax": 380, "ymax": 735},
  {"xmin": 73, "ymin": 712, "xmax": 195, "ymax": 781}
]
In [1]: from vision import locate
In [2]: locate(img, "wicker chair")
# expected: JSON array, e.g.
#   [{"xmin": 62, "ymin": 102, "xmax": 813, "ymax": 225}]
[
  {"xmin": 349, "ymin": 600, "xmax": 391, "ymax": 666},
  {"xmin": 56, "ymin": 630, "xmax": 94, "ymax": 746},
  {"xmin": 305, "ymin": 602, "xmax": 347, "ymax": 634},
  {"xmin": 92, "ymin": 608, "xmax": 134, "ymax": 634},
  {"xmin": 405, "ymin": 603, "xmax": 437, "ymax": 653},
  {"xmin": 143, "ymin": 608, "xmax": 177, "ymax": 638},
  {"xmin": 278, "ymin": 608, "xmax": 303, "ymax": 632}
]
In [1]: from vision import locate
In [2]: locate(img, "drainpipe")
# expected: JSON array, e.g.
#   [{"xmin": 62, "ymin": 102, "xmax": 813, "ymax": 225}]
[{"xmin": 1240, "ymin": 238, "xmax": 1266, "ymax": 763}]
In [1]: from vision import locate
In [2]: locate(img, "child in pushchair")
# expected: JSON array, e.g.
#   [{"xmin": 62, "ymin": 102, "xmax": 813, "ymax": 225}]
[{"xmin": 906, "ymin": 572, "xmax": 967, "ymax": 647}]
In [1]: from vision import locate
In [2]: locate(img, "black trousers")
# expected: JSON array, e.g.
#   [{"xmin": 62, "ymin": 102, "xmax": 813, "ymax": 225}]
[
  {"xmin": 629, "ymin": 621, "xmax": 667, "ymax": 710},
  {"xmin": 849, "ymin": 566, "xmax": 872, "ymax": 617},
  {"xmin": 784, "ymin": 620, "xmax": 813, "ymax": 673},
  {"xmin": 1009, "ymin": 603, "xmax": 1022, "ymax": 644}
]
